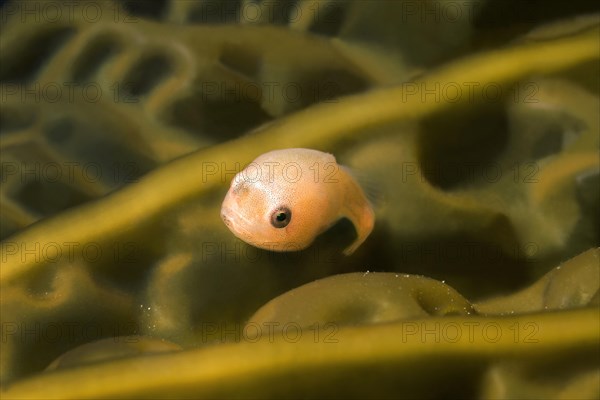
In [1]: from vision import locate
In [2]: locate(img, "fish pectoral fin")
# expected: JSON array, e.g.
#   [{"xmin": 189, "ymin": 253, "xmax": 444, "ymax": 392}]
[
  {"xmin": 341, "ymin": 202, "xmax": 375, "ymax": 256},
  {"xmin": 337, "ymin": 168, "xmax": 376, "ymax": 256},
  {"xmin": 343, "ymin": 240, "xmax": 362, "ymax": 256}
]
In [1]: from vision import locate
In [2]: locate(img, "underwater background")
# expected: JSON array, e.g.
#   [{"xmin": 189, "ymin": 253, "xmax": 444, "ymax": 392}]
[{"xmin": 0, "ymin": 0, "xmax": 599, "ymax": 398}]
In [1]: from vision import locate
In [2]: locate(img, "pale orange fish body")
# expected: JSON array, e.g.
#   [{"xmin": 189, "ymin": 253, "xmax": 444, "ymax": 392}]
[{"xmin": 220, "ymin": 148, "xmax": 374, "ymax": 255}]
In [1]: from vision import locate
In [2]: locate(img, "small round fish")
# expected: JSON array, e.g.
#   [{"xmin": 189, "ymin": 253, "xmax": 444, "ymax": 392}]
[{"xmin": 221, "ymin": 148, "xmax": 374, "ymax": 255}]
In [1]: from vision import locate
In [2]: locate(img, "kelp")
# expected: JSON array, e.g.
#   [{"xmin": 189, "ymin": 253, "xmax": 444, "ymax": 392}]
[{"xmin": 2, "ymin": 252, "xmax": 598, "ymax": 398}]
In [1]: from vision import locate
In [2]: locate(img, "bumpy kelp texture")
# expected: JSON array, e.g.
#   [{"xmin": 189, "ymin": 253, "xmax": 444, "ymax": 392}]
[{"xmin": 1, "ymin": 1, "xmax": 599, "ymax": 399}]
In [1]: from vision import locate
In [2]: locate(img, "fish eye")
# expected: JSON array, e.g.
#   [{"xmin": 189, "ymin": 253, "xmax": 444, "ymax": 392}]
[{"xmin": 270, "ymin": 207, "xmax": 291, "ymax": 228}]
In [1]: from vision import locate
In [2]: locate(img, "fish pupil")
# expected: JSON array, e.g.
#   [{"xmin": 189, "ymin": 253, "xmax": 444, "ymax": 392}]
[{"xmin": 271, "ymin": 207, "xmax": 291, "ymax": 228}]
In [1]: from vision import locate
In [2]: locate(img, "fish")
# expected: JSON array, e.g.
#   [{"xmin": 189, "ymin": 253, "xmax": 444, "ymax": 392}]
[{"xmin": 220, "ymin": 148, "xmax": 375, "ymax": 255}]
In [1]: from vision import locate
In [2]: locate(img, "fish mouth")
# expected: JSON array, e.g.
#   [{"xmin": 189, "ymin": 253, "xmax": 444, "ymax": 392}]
[
  {"xmin": 220, "ymin": 207, "xmax": 252, "ymax": 238},
  {"xmin": 221, "ymin": 210, "xmax": 233, "ymax": 228}
]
